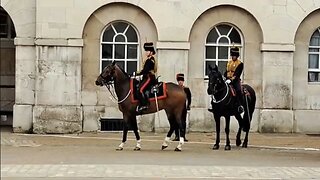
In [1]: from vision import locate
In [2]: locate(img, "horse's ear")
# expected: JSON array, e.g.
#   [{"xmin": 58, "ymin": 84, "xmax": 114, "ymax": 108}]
[
  {"xmin": 213, "ymin": 64, "xmax": 218, "ymax": 71},
  {"xmin": 112, "ymin": 60, "xmax": 116, "ymax": 66}
]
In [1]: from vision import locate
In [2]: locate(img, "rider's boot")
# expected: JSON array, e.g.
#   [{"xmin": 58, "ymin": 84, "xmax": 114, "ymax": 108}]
[
  {"xmin": 137, "ymin": 92, "xmax": 149, "ymax": 113},
  {"xmin": 237, "ymin": 93, "xmax": 244, "ymax": 113}
]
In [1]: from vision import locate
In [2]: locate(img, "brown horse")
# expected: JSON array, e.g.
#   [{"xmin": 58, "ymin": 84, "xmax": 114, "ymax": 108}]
[{"xmin": 95, "ymin": 61, "xmax": 187, "ymax": 151}]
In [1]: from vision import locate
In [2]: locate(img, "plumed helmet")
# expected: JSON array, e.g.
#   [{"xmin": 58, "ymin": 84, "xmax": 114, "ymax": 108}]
[
  {"xmin": 144, "ymin": 42, "xmax": 156, "ymax": 54},
  {"xmin": 230, "ymin": 47, "xmax": 240, "ymax": 57},
  {"xmin": 176, "ymin": 73, "xmax": 184, "ymax": 81}
]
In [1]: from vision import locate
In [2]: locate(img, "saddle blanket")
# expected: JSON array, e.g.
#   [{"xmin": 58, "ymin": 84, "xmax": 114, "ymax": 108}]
[{"xmin": 130, "ymin": 79, "xmax": 167, "ymax": 103}]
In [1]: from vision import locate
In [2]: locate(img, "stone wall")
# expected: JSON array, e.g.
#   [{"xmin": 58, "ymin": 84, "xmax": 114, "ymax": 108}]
[{"xmin": 0, "ymin": 0, "xmax": 319, "ymax": 133}]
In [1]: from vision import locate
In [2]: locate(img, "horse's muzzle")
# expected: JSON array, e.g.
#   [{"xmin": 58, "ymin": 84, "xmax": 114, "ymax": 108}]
[{"xmin": 95, "ymin": 80, "xmax": 103, "ymax": 86}]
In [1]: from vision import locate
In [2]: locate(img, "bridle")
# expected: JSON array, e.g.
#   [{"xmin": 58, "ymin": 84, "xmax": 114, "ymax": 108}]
[
  {"xmin": 208, "ymin": 73, "xmax": 230, "ymax": 104},
  {"xmin": 99, "ymin": 66, "xmax": 131, "ymax": 104}
]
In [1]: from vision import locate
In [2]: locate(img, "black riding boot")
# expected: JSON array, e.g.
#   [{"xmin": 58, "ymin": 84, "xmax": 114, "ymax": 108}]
[
  {"xmin": 137, "ymin": 92, "xmax": 149, "ymax": 113},
  {"xmin": 237, "ymin": 93, "xmax": 244, "ymax": 113}
]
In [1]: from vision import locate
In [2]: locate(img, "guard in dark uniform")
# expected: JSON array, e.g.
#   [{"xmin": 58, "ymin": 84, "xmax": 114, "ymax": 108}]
[
  {"xmin": 173, "ymin": 73, "xmax": 191, "ymax": 142},
  {"xmin": 135, "ymin": 42, "xmax": 157, "ymax": 113},
  {"xmin": 225, "ymin": 47, "xmax": 244, "ymax": 113},
  {"xmin": 208, "ymin": 46, "xmax": 244, "ymax": 113}
]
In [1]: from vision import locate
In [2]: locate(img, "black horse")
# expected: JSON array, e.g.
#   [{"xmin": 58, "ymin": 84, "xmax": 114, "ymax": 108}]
[{"xmin": 207, "ymin": 64, "xmax": 256, "ymax": 150}]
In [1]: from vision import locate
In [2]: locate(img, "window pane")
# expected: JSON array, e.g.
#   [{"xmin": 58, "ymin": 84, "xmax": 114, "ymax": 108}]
[
  {"xmin": 115, "ymin": 60, "xmax": 125, "ymax": 70},
  {"xmin": 206, "ymin": 28, "xmax": 219, "ymax": 43},
  {"xmin": 217, "ymin": 24, "xmax": 231, "ymax": 35},
  {"xmin": 206, "ymin": 46, "xmax": 216, "ymax": 59},
  {"xmin": 205, "ymin": 61, "xmax": 216, "ymax": 76},
  {"xmin": 308, "ymin": 54, "xmax": 319, "ymax": 68},
  {"xmin": 308, "ymin": 72, "xmax": 319, "ymax": 82},
  {"xmin": 126, "ymin": 26, "xmax": 138, "ymax": 42},
  {"xmin": 102, "ymin": 26, "xmax": 115, "ymax": 42},
  {"xmin": 218, "ymin": 37, "xmax": 229, "ymax": 44},
  {"xmin": 218, "ymin": 46, "xmax": 228, "ymax": 59},
  {"xmin": 113, "ymin": 22, "xmax": 128, "ymax": 33},
  {"xmin": 115, "ymin": 44, "xmax": 125, "ymax": 59},
  {"xmin": 115, "ymin": 35, "xmax": 125, "ymax": 42},
  {"xmin": 218, "ymin": 61, "xmax": 227, "ymax": 74},
  {"xmin": 127, "ymin": 44, "xmax": 138, "ymax": 59},
  {"xmin": 102, "ymin": 44, "xmax": 112, "ymax": 59},
  {"xmin": 127, "ymin": 61, "xmax": 137, "ymax": 75},
  {"xmin": 309, "ymin": 48, "xmax": 319, "ymax": 52},
  {"xmin": 310, "ymin": 29, "xmax": 320, "ymax": 46},
  {"xmin": 229, "ymin": 28, "xmax": 241, "ymax": 44},
  {"xmin": 102, "ymin": 60, "xmax": 112, "ymax": 70}
]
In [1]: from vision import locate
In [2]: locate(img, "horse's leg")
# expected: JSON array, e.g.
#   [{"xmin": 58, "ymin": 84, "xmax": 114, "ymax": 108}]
[
  {"xmin": 224, "ymin": 116, "xmax": 231, "ymax": 151},
  {"xmin": 242, "ymin": 112, "xmax": 251, "ymax": 148},
  {"xmin": 162, "ymin": 113, "xmax": 175, "ymax": 150},
  {"xmin": 173, "ymin": 109, "xmax": 186, "ymax": 152},
  {"xmin": 212, "ymin": 114, "xmax": 220, "ymax": 150},
  {"xmin": 235, "ymin": 114, "xmax": 243, "ymax": 146},
  {"xmin": 117, "ymin": 119, "xmax": 129, "ymax": 151},
  {"xmin": 130, "ymin": 116, "xmax": 141, "ymax": 151}
]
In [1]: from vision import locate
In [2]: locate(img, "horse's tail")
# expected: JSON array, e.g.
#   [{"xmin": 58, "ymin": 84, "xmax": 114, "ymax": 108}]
[{"xmin": 242, "ymin": 84, "xmax": 256, "ymax": 132}]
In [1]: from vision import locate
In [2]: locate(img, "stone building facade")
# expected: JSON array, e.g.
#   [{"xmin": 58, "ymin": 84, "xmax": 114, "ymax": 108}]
[{"xmin": 0, "ymin": 0, "xmax": 319, "ymax": 133}]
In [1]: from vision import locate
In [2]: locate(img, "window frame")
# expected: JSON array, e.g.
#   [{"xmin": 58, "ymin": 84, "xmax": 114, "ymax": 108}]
[
  {"xmin": 308, "ymin": 27, "xmax": 320, "ymax": 83},
  {"xmin": 100, "ymin": 21, "xmax": 140, "ymax": 74},
  {"xmin": 204, "ymin": 24, "xmax": 243, "ymax": 78}
]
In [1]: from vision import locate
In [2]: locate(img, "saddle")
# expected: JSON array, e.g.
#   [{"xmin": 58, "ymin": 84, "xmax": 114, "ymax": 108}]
[
  {"xmin": 228, "ymin": 84, "xmax": 250, "ymax": 97},
  {"xmin": 130, "ymin": 78, "xmax": 167, "ymax": 103}
]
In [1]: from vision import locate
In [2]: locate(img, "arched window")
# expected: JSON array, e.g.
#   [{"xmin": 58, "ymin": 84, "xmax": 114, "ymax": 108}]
[
  {"xmin": 205, "ymin": 24, "xmax": 242, "ymax": 76},
  {"xmin": 0, "ymin": 7, "xmax": 16, "ymax": 38},
  {"xmin": 101, "ymin": 21, "xmax": 139, "ymax": 74},
  {"xmin": 308, "ymin": 27, "xmax": 320, "ymax": 82}
]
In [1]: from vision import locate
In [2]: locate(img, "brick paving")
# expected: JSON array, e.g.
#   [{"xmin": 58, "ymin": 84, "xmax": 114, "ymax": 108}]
[
  {"xmin": 2, "ymin": 164, "xmax": 320, "ymax": 179},
  {"xmin": 1, "ymin": 127, "xmax": 320, "ymax": 179}
]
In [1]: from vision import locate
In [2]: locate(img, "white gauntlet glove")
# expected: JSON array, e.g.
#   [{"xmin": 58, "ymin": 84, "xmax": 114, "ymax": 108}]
[{"xmin": 226, "ymin": 79, "xmax": 231, "ymax": 84}]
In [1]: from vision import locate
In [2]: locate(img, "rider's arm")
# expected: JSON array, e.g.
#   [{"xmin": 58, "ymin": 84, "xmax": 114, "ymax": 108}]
[
  {"xmin": 184, "ymin": 87, "xmax": 192, "ymax": 109},
  {"xmin": 136, "ymin": 57, "xmax": 155, "ymax": 75},
  {"xmin": 232, "ymin": 63, "xmax": 243, "ymax": 80}
]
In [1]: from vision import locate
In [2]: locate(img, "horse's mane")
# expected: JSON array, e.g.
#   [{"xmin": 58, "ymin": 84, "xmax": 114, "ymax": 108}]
[{"xmin": 115, "ymin": 64, "xmax": 130, "ymax": 78}]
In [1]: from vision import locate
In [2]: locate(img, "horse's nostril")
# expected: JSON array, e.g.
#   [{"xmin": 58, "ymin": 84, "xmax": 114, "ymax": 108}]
[{"xmin": 95, "ymin": 81, "xmax": 100, "ymax": 86}]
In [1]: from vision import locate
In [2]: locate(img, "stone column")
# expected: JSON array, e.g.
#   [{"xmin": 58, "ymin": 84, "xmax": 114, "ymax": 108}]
[
  {"xmin": 32, "ymin": 38, "xmax": 83, "ymax": 134},
  {"xmin": 13, "ymin": 38, "xmax": 36, "ymax": 133},
  {"xmin": 260, "ymin": 43, "xmax": 294, "ymax": 133}
]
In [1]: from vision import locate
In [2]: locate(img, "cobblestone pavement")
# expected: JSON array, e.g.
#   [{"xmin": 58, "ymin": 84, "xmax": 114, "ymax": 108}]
[{"xmin": 1, "ymin": 127, "xmax": 320, "ymax": 179}]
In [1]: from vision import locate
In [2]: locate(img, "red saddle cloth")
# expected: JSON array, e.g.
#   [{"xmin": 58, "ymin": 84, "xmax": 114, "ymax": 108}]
[{"xmin": 130, "ymin": 79, "xmax": 167, "ymax": 103}]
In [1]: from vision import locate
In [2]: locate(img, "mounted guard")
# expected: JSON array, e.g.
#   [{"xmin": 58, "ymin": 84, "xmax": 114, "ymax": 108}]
[{"xmin": 135, "ymin": 42, "xmax": 157, "ymax": 113}]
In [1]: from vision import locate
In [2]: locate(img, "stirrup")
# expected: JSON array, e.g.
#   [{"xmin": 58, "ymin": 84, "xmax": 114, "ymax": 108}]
[
  {"xmin": 137, "ymin": 105, "xmax": 148, "ymax": 112},
  {"xmin": 238, "ymin": 105, "xmax": 244, "ymax": 113}
]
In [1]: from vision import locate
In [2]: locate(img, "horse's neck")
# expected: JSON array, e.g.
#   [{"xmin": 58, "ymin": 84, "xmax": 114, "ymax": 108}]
[
  {"xmin": 214, "ymin": 83, "xmax": 228, "ymax": 99},
  {"xmin": 114, "ymin": 68, "xmax": 130, "ymax": 99}
]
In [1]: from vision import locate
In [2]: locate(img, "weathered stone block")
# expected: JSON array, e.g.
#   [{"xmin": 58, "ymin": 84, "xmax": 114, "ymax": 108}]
[
  {"xmin": 295, "ymin": 110, "xmax": 320, "ymax": 133},
  {"xmin": 260, "ymin": 109, "xmax": 293, "ymax": 133},
  {"xmin": 33, "ymin": 106, "xmax": 82, "ymax": 134},
  {"xmin": 189, "ymin": 108, "xmax": 214, "ymax": 132},
  {"xmin": 13, "ymin": 104, "xmax": 33, "ymax": 133},
  {"xmin": 83, "ymin": 106, "xmax": 100, "ymax": 132}
]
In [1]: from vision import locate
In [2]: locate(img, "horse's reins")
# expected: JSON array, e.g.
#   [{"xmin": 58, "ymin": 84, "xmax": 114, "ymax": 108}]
[
  {"xmin": 101, "ymin": 78, "xmax": 131, "ymax": 104},
  {"xmin": 211, "ymin": 81, "xmax": 230, "ymax": 104}
]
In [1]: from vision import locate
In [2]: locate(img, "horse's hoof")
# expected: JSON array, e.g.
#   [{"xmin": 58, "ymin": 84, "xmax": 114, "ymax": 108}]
[
  {"xmin": 116, "ymin": 147, "xmax": 123, "ymax": 151},
  {"xmin": 212, "ymin": 144, "xmax": 219, "ymax": 150},
  {"xmin": 174, "ymin": 147, "xmax": 181, "ymax": 152},
  {"xmin": 161, "ymin": 145, "xmax": 168, "ymax": 150},
  {"xmin": 224, "ymin": 145, "xmax": 231, "ymax": 151},
  {"xmin": 242, "ymin": 143, "xmax": 248, "ymax": 148},
  {"xmin": 134, "ymin": 147, "xmax": 141, "ymax": 151},
  {"xmin": 236, "ymin": 139, "xmax": 242, "ymax": 146}
]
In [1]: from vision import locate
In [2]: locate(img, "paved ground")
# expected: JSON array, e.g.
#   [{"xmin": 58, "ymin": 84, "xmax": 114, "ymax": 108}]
[{"xmin": 1, "ymin": 126, "xmax": 320, "ymax": 179}]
